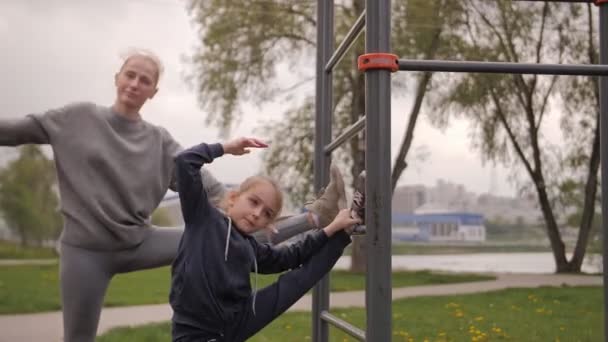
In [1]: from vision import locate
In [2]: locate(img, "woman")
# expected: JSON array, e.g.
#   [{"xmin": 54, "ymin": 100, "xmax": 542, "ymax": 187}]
[{"xmin": 0, "ymin": 49, "xmax": 342, "ymax": 342}]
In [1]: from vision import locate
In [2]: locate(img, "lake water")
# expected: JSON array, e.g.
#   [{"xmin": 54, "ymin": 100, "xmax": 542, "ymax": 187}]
[{"xmin": 334, "ymin": 252, "xmax": 602, "ymax": 274}]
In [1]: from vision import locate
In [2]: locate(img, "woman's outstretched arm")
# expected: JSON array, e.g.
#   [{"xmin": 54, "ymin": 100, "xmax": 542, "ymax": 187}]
[{"xmin": 0, "ymin": 117, "xmax": 49, "ymax": 146}]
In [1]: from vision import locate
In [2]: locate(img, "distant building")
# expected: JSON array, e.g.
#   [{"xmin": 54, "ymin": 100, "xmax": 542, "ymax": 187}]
[
  {"xmin": 392, "ymin": 185, "xmax": 427, "ymax": 214},
  {"xmin": 392, "ymin": 211, "xmax": 486, "ymax": 242},
  {"xmin": 392, "ymin": 179, "xmax": 542, "ymax": 226}
]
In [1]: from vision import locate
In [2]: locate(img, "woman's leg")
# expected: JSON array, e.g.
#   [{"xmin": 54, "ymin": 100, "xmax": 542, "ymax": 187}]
[
  {"xmin": 252, "ymin": 213, "xmax": 316, "ymax": 245},
  {"xmin": 118, "ymin": 219, "xmax": 313, "ymax": 274},
  {"xmin": 118, "ymin": 226, "xmax": 184, "ymax": 272},
  {"xmin": 230, "ymin": 231, "xmax": 352, "ymax": 341},
  {"xmin": 60, "ymin": 243, "xmax": 113, "ymax": 342},
  {"xmin": 252, "ymin": 164, "xmax": 347, "ymax": 245}
]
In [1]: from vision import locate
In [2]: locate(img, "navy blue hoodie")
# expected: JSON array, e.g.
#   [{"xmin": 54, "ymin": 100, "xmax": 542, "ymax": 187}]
[{"xmin": 170, "ymin": 143, "xmax": 330, "ymax": 338}]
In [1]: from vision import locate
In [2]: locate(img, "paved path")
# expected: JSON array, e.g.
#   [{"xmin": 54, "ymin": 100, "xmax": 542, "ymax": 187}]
[
  {"xmin": 0, "ymin": 259, "xmax": 57, "ymax": 266},
  {"xmin": 0, "ymin": 273, "xmax": 601, "ymax": 342}
]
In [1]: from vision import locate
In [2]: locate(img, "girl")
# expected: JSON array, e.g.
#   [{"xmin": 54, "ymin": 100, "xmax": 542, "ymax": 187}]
[
  {"xmin": 0, "ymin": 49, "xmax": 342, "ymax": 342},
  {"xmin": 171, "ymin": 137, "xmax": 363, "ymax": 342}
]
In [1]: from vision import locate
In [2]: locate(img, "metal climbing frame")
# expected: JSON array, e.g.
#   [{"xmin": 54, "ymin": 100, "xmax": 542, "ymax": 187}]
[{"xmin": 313, "ymin": 0, "xmax": 608, "ymax": 341}]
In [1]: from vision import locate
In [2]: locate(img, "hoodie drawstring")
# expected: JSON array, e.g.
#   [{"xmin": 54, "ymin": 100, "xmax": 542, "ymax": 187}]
[
  {"xmin": 252, "ymin": 258, "xmax": 258, "ymax": 316},
  {"xmin": 223, "ymin": 215, "xmax": 258, "ymax": 316},
  {"xmin": 224, "ymin": 217, "xmax": 232, "ymax": 261}
]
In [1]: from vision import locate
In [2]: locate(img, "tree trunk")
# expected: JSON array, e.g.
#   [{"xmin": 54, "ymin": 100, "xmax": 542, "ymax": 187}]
[
  {"xmin": 390, "ymin": 11, "xmax": 442, "ymax": 192},
  {"xmin": 569, "ymin": 11, "xmax": 602, "ymax": 271},
  {"xmin": 391, "ymin": 71, "xmax": 433, "ymax": 193},
  {"xmin": 534, "ymin": 178, "xmax": 570, "ymax": 272}
]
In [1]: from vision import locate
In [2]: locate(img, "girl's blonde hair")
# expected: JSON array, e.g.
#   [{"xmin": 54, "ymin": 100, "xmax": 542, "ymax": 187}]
[
  {"xmin": 118, "ymin": 47, "xmax": 164, "ymax": 84},
  {"xmin": 221, "ymin": 175, "xmax": 283, "ymax": 219}
]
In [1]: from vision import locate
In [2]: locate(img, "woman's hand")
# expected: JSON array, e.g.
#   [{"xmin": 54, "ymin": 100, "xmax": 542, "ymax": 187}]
[{"xmin": 222, "ymin": 137, "xmax": 268, "ymax": 156}]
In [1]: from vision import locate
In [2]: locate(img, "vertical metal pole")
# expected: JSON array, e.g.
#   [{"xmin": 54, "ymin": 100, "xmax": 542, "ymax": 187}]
[
  {"xmin": 313, "ymin": 1, "xmax": 334, "ymax": 342},
  {"xmin": 598, "ymin": 3, "xmax": 608, "ymax": 342},
  {"xmin": 364, "ymin": 0, "xmax": 393, "ymax": 341}
]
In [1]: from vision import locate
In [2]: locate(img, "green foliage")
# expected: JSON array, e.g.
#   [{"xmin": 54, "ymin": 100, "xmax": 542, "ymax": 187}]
[
  {"xmin": 0, "ymin": 146, "xmax": 61, "ymax": 246},
  {"xmin": 186, "ymin": 0, "xmax": 468, "ymax": 204},
  {"xmin": 0, "ymin": 240, "xmax": 57, "ymax": 259},
  {"xmin": 428, "ymin": 1, "xmax": 600, "ymax": 272},
  {"xmin": 186, "ymin": 0, "xmax": 316, "ymax": 134}
]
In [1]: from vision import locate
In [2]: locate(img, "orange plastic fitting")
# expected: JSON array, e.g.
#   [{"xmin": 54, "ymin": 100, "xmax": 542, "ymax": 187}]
[{"xmin": 357, "ymin": 53, "xmax": 399, "ymax": 72}]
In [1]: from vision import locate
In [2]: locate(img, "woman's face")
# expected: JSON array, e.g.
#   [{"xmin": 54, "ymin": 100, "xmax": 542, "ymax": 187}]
[{"xmin": 114, "ymin": 56, "xmax": 159, "ymax": 111}]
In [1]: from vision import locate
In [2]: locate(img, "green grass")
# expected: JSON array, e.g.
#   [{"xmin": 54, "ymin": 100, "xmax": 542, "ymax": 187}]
[
  {"xmin": 0, "ymin": 240, "xmax": 57, "ymax": 259},
  {"xmin": 0, "ymin": 265, "xmax": 493, "ymax": 314},
  {"xmin": 389, "ymin": 243, "xmax": 551, "ymax": 255},
  {"xmin": 98, "ymin": 286, "xmax": 602, "ymax": 342}
]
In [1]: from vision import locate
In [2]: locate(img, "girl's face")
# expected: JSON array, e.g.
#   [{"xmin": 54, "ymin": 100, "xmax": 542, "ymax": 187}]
[
  {"xmin": 114, "ymin": 56, "xmax": 159, "ymax": 112},
  {"xmin": 227, "ymin": 182, "xmax": 281, "ymax": 234}
]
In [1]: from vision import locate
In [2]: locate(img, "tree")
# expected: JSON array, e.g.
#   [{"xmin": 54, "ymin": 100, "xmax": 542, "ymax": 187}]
[
  {"xmin": 0, "ymin": 145, "xmax": 62, "ymax": 246},
  {"xmin": 430, "ymin": 0, "xmax": 599, "ymax": 272},
  {"xmin": 186, "ymin": 0, "xmax": 466, "ymax": 271}
]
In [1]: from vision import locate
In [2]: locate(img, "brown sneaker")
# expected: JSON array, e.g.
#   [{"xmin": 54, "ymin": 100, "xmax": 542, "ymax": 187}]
[
  {"xmin": 305, "ymin": 164, "xmax": 347, "ymax": 228},
  {"xmin": 348, "ymin": 170, "xmax": 366, "ymax": 235}
]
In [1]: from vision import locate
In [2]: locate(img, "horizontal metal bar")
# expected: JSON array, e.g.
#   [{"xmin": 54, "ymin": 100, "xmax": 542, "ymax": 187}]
[
  {"xmin": 324, "ymin": 115, "xmax": 366, "ymax": 155},
  {"xmin": 320, "ymin": 311, "xmax": 366, "ymax": 341},
  {"xmin": 398, "ymin": 59, "xmax": 608, "ymax": 76},
  {"xmin": 325, "ymin": 10, "xmax": 366, "ymax": 73}
]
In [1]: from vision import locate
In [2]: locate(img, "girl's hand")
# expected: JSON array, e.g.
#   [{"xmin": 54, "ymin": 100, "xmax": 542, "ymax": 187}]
[
  {"xmin": 222, "ymin": 137, "xmax": 268, "ymax": 156},
  {"xmin": 323, "ymin": 208, "xmax": 361, "ymax": 237}
]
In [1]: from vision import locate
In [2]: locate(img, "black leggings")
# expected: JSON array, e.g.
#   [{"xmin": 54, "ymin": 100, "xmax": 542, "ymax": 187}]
[{"xmin": 172, "ymin": 231, "xmax": 351, "ymax": 342}]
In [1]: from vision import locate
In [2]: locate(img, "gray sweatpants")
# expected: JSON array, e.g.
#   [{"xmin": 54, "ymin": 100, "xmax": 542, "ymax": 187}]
[{"xmin": 59, "ymin": 214, "xmax": 314, "ymax": 342}]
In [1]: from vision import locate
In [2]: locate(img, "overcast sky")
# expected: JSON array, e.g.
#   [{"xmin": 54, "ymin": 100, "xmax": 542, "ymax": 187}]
[{"xmin": 0, "ymin": 0, "xmax": 537, "ymax": 197}]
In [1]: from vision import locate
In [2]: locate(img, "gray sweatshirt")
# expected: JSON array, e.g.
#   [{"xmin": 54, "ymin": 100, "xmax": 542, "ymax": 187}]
[{"xmin": 0, "ymin": 102, "xmax": 225, "ymax": 250}]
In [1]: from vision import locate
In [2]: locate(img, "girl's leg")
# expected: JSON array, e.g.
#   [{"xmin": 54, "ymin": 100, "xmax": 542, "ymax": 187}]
[
  {"xmin": 231, "ymin": 231, "xmax": 352, "ymax": 341},
  {"xmin": 116, "ymin": 220, "xmax": 311, "ymax": 274},
  {"xmin": 60, "ymin": 243, "xmax": 113, "ymax": 342}
]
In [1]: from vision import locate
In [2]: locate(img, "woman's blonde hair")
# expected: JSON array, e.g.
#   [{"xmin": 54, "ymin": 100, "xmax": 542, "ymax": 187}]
[
  {"xmin": 118, "ymin": 47, "xmax": 164, "ymax": 84},
  {"xmin": 221, "ymin": 175, "xmax": 283, "ymax": 219}
]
